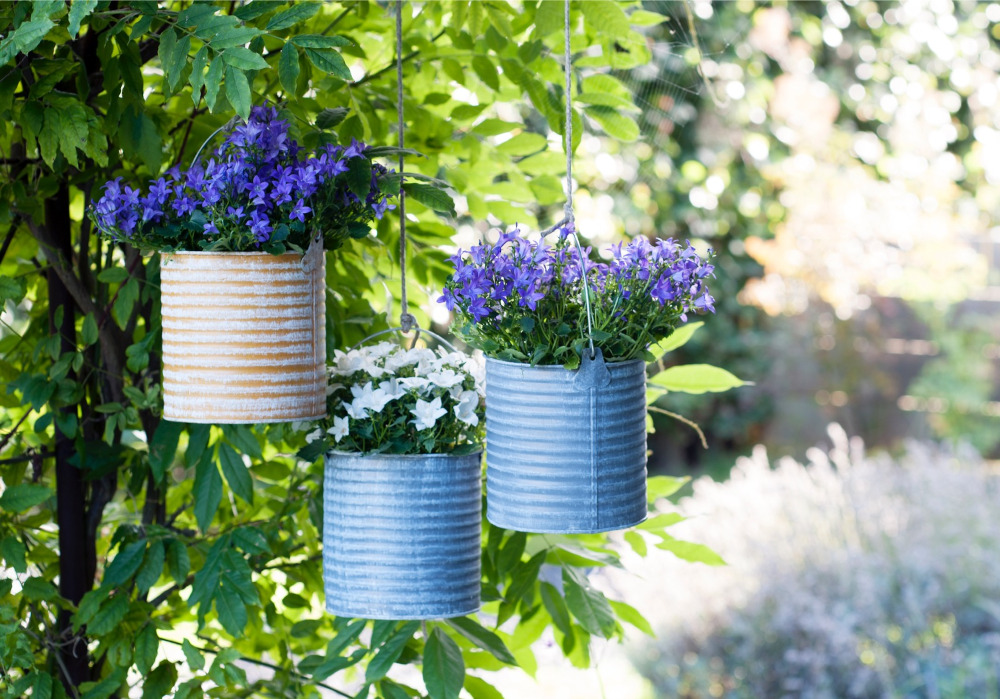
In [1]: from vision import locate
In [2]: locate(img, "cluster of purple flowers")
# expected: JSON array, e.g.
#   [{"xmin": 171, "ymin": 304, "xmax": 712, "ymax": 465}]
[
  {"xmin": 92, "ymin": 106, "xmax": 395, "ymax": 253},
  {"xmin": 439, "ymin": 226, "xmax": 715, "ymax": 364}
]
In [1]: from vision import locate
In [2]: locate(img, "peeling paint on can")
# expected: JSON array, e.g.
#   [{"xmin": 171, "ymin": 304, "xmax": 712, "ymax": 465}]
[{"xmin": 160, "ymin": 241, "xmax": 326, "ymax": 423}]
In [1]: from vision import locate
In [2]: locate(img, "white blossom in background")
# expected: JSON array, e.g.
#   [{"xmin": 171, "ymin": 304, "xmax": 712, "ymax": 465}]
[{"xmin": 611, "ymin": 424, "xmax": 1000, "ymax": 697}]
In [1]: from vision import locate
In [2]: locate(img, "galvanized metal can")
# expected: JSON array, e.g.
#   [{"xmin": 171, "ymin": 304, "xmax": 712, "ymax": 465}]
[
  {"xmin": 160, "ymin": 241, "xmax": 326, "ymax": 424},
  {"xmin": 485, "ymin": 349, "xmax": 648, "ymax": 533},
  {"xmin": 323, "ymin": 451, "xmax": 483, "ymax": 619}
]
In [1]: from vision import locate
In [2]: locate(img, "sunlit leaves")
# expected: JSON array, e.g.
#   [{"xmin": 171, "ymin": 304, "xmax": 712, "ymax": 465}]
[{"xmin": 423, "ymin": 628, "xmax": 465, "ymax": 699}]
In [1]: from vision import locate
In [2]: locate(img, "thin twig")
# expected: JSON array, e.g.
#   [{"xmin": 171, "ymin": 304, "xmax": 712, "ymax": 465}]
[
  {"xmin": 0, "ymin": 412, "xmax": 30, "ymax": 453},
  {"xmin": 353, "ymin": 29, "xmax": 447, "ymax": 86},
  {"xmin": 0, "ymin": 450, "xmax": 55, "ymax": 466},
  {"xmin": 647, "ymin": 405, "xmax": 708, "ymax": 449},
  {"xmin": 0, "ymin": 216, "xmax": 22, "ymax": 266},
  {"xmin": 157, "ymin": 637, "xmax": 353, "ymax": 698}
]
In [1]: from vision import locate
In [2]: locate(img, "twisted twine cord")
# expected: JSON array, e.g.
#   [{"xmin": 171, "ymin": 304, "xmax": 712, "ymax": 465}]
[
  {"xmin": 397, "ymin": 0, "xmax": 415, "ymax": 332},
  {"xmin": 564, "ymin": 0, "xmax": 596, "ymax": 359}
]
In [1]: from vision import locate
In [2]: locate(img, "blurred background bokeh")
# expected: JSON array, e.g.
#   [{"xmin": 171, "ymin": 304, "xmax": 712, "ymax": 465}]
[
  {"xmin": 569, "ymin": 0, "xmax": 1000, "ymax": 477},
  {"xmin": 489, "ymin": 1, "xmax": 1000, "ymax": 696}
]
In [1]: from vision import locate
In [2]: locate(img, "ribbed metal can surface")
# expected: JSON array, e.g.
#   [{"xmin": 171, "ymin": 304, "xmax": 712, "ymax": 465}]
[
  {"xmin": 323, "ymin": 451, "xmax": 483, "ymax": 620},
  {"xmin": 485, "ymin": 355, "xmax": 648, "ymax": 533},
  {"xmin": 160, "ymin": 242, "xmax": 326, "ymax": 424}
]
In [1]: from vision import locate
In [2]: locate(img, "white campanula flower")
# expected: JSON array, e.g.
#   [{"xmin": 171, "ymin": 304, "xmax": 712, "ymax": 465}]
[
  {"xmin": 454, "ymin": 390, "xmax": 480, "ymax": 426},
  {"xmin": 367, "ymin": 387, "xmax": 394, "ymax": 412},
  {"xmin": 305, "ymin": 427, "xmax": 324, "ymax": 443},
  {"xmin": 411, "ymin": 397, "xmax": 446, "ymax": 431},
  {"xmin": 366, "ymin": 341, "xmax": 396, "ymax": 359},
  {"xmin": 333, "ymin": 349, "xmax": 367, "ymax": 375},
  {"xmin": 342, "ymin": 401, "xmax": 368, "ymax": 420},
  {"xmin": 378, "ymin": 378, "xmax": 407, "ymax": 400},
  {"xmin": 327, "ymin": 416, "xmax": 349, "ymax": 443},
  {"xmin": 397, "ymin": 376, "xmax": 431, "ymax": 391},
  {"xmin": 426, "ymin": 368, "xmax": 464, "ymax": 388}
]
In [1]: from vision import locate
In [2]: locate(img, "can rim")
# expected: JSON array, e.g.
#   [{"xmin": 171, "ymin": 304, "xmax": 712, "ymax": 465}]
[
  {"xmin": 483, "ymin": 354, "xmax": 645, "ymax": 371},
  {"xmin": 326, "ymin": 449, "xmax": 484, "ymax": 460}
]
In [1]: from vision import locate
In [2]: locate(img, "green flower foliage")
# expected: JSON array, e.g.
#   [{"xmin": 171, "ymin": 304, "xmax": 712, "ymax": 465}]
[{"xmin": 0, "ymin": 1, "xmax": 717, "ymax": 697}]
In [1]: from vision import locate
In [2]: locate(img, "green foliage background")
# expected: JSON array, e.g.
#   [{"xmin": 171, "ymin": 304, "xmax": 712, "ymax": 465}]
[{"xmin": 0, "ymin": 2, "xmax": 722, "ymax": 698}]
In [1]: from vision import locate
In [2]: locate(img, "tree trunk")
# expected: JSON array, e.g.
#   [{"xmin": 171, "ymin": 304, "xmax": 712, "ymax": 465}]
[{"xmin": 46, "ymin": 184, "xmax": 92, "ymax": 689}]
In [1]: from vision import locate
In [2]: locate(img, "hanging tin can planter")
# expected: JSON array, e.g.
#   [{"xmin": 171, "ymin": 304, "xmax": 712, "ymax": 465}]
[
  {"xmin": 160, "ymin": 241, "xmax": 326, "ymax": 424},
  {"xmin": 485, "ymin": 348, "xmax": 648, "ymax": 533},
  {"xmin": 323, "ymin": 450, "xmax": 482, "ymax": 620},
  {"xmin": 314, "ymin": 335, "xmax": 486, "ymax": 619}
]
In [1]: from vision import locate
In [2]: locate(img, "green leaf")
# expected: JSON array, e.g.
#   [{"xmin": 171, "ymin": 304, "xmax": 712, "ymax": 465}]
[
  {"xmin": 185, "ymin": 424, "xmax": 211, "ymax": 468},
  {"xmin": 97, "ymin": 267, "xmax": 128, "ymax": 283},
  {"xmin": 1, "ymin": 535, "xmax": 27, "ymax": 574},
  {"xmin": 215, "ymin": 582, "xmax": 248, "ymax": 635},
  {"xmin": 629, "ymin": 9, "xmax": 669, "ymax": 26},
  {"xmin": 166, "ymin": 538, "xmax": 190, "ymax": 584},
  {"xmin": 88, "ymin": 594, "xmax": 130, "ymax": 635},
  {"xmin": 609, "ymin": 600, "xmax": 655, "ymax": 636},
  {"xmin": 646, "ymin": 475, "xmax": 688, "ymax": 500},
  {"xmin": 193, "ymin": 453, "xmax": 223, "ymax": 533},
  {"xmin": 189, "ymin": 46, "xmax": 208, "ymax": 100},
  {"xmin": 222, "ymin": 47, "xmax": 269, "ymax": 71},
  {"xmin": 222, "ymin": 425, "xmax": 262, "ymax": 460},
  {"xmin": 647, "ymin": 322, "xmax": 703, "ymax": 358},
  {"xmin": 471, "ymin": 56, "xmax": 499, "ymax": 91},
  {"xmin": 141, "ymin": 661, "xmax": 178, "ymax": 699},
  {"xmin": 134, "ymin": 624, "xmax": 159, "ymax": 675},
  {"xmin": 292, "ymin": 34, "xmax": 352, "ymax": 49},
  {"xmin": 403, "ymin": 182, "xmax": 455, "ymax": 215},
  {"xmin": 0, "ymin": 18, "xmax": 54, "ymax": 64},
  {"xmin": 540, "ymin": 582, "xmax": 572, "ymax": 636},
  {"xmin": 181, "ymin": 638, "xmax": 204, "ymax": 671},
  {"xmin": 81, "ymin": 313, "xmax": 98, "ymax": 346},
  {"xmin": 562, "ymin": 568, "xmax": 616, "ymax": 638},
  {"xmin": 204, "ymin": 55, "xmax": 224, "ymax": 112},
  {"xmin": 158, "ymin": 29, "xmax": 190, "ymax": 92},
  {"xmin": 304, "ymin": 48, "xmax": 352, "ymax": 80},
  {"xmin": 267, "ymin": 3, "xmax": 321, "ymax": 31},
  {"xmin": 365, "ymin": 621, "xmax": 419, "ymax": 683},
  {"xmin": 346, "ymin": 156, "xmax": 373, "ymax": 199},
  {"xmin": 135, "ymin": 539, "xmax": 165, "ymax": 594},
  {"xmin": 496, "ymin": 132, "xmax": 547, "ymax": 157},
  {"xmin": 80, "ymin": 667, "xmax": 127, "ymax": 699},
  {"xmin": 446, "ymin": 617, "xmax": 517, "ymax": 665},
  {"xmin": 149, "ymin": 420, "xmax": 183, "ymax": 483},
  {"xmin": 584, "ymin": 105, "xmax": 639, "ymax": 142},
  {"xmin": 648, "ymin": 364, "xmax": 746, "ymax": 394},
  {"xmin": 0, "ymin": 275, "xmax": 25, "ymax": 304},
  {"xmin": 315, "ymin": 107, "xmax": 350, "ymax": 130},
  {"xmin": 0, "ymin": 484, "xmax": 53, "ymax": 512},
  {"xmin": 463, "ymin": 675, "xmax": 505, "ymax": 699},
  {"xmin": 656, "ymin": 535, "xmax": 726, "ymax": 566},
  {"xmin": 68, "ymin": 0, "xmax": 98, "ymax": 38},
  {"xmin": 218, "ymin": 442, "xmax": 254, "ymax": 504},
  {"xmin": 423, "ymin": 628, "xmax": 465, "ymax": 699},
  {"xmin": 112, "ymin": 278, "xmax": 140, "ymax": 329},
  {"xmin": 30, "ymin": 671, "xmax": 53, "ymax": 699},
  {"xmin": 581, "ymin": 0, "xmax": 630, "ymax": 37},
  {"xmin": 278, "ymin": 43, "xmax": 300, "ymax": 96},
  {"xmin": 103, "ymin": 540, "xmax": 146, "ymax": 588},
  {"xmin": 225, "ymin": 66, "xmax": 251, "ymax": 121}
]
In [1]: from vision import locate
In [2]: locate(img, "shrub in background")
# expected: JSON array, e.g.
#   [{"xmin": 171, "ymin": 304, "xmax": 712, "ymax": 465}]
[{"xmin": 624, "ymin": 425, "xmax": 1000, "ymax": 698}]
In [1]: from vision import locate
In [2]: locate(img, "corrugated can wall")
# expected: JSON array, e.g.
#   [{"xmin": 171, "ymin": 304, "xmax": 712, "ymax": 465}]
[{"xmin": 160, "ymin": 242, "xmax": 326, "ymax": 424}]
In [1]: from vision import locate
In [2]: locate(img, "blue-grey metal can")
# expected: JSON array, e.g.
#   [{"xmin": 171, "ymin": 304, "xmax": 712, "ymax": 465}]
[
  {"xmin": 485, "ymin": 350, "xmax": 648, "ymax": 533},
  {"xmin": 323, "ymin": 451, "xmax": 482, "ymax": 619}
]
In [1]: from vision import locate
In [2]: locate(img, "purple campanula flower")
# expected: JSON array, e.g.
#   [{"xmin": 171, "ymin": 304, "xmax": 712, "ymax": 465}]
[
  {"xmin": 203, "ymin": 221, "xmax": 219, "ymax": 236},
  {"xmin": 248, "ymin": 209, "xmax": 272, "ymax": 243},
  {"xmin": 343, "ymin": 139, "xmax": 365, "ymax": 159},
  {"xmin": 438, "ymin": 287, "xmax": 459, "ymax": 311},
  {"xmin": 467, "ymin": 297, "xmax": 490, "ymax": 322},
  {"xmin": 290, "ymin": 199, "xmax": 312, "ymax": 223}
]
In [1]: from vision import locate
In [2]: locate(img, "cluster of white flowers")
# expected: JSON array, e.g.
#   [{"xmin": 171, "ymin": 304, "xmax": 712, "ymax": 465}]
[
  {"xmin": 313, "ymin": 341, "xmax": 485, "ymax": 454},
  {"xmin": 612, "ymin": 425, "xmax": 1000, "ymax": 698}
]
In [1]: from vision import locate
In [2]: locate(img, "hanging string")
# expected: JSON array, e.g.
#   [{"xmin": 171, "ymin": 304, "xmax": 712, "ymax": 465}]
[
  {"xmin": 563, "ymin": 0, "xmax": 596, "ymax": 359},
  {"xmin": 396, "ymin": 0, "xmax": 415, "ymax": 332}
]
